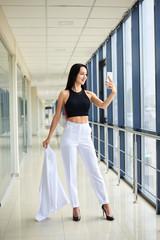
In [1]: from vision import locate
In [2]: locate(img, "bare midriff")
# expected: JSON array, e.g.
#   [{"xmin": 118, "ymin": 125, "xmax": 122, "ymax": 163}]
[{"xmin": 67, "ymin": 116, "xmax": 88, "ymax": 124}]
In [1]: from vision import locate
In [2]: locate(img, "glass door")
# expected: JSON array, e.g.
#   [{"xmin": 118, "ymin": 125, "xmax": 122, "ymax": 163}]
[
  {"xmin": 17, "ymin": 67, "xmax": 28, "ymax": 164},
  {"xmin": 0, "ymin": 39, "xmax": 12, "ymax": 202}
]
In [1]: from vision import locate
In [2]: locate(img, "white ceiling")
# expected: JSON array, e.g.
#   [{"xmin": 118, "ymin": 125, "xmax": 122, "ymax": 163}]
[{"xmin": 0, "ymin": 0, "xmax": 136, "ymax": 101}]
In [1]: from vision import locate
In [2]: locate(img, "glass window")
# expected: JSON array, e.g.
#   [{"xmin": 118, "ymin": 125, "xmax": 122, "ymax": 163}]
[
  {"xmin": 141, "ymin": 136, "xmax": 156, "ymax": 203},
  {"xmin": 123, "ymin": 16, "xmax": 133, "ymax": 184},
  {"xmin": 24, "ymin": 78, "xmax": 28, "ymax": 151},
  {"xmin": 113, "ymin": 129, "xmax": 118, "ymax": 171},
  {"xmin": 91, "ymin": 59, "xmax": 94, "ymax": 120},
  {"xmin": 125, "ymin": 132, "xmax": 133, "ymax": 184},
  {"xmin": 139, "ymin": 0, "xmax": 156, "ymax": 204},
  {"xmin": 112, "ymin": 32, "xmax": 118, "ymax": 170},
  {"xmin": 96, "ymin": 52, "xmax": 99, "ymax": 122},
  {"xmin": 103, "ymin": 43, "xmax": 107, "ymax": 120},
  {"xmin": 123, "ymin": 16, "xmax": 133, "ymax": 128},
  {"xmin": 0, "ymin": 39, "xmax": 12, "ymax": 201},
  {"xmin": 111, "ymin": 32, "xmax": 118, "ymax": 125},
  {"xmin": 139, "ymin": 0, "xmax": 156, "ymax": 132},
  {"xmin": 17, "ymin": 67, "xmax": 24, "ymax": 163}
]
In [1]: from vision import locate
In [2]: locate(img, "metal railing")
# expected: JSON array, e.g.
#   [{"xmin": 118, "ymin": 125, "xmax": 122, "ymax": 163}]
[{"xmin": 89, "ymin": 120, "xmax": 160, "ymax": 214}]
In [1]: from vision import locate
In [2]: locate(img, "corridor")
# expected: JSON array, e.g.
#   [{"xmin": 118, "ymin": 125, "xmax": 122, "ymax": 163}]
[{"xmin": 0, "ymin": 124, "xmax": 160, "ymax": 240}]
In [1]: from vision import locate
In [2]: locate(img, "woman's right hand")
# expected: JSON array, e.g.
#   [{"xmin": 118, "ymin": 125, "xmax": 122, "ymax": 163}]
[{"xmin": 43, "ymin": 137, "xmax": 50, "ymax": 149}]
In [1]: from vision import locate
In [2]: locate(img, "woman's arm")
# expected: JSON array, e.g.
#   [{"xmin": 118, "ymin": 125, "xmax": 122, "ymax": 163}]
[
  {"xmin": 90, "ymin": 76, "xmax": 116, "ymax": 109},
  {"xmin": 43, "ymin": 90, "xmax": 65, "ymax": 148}
]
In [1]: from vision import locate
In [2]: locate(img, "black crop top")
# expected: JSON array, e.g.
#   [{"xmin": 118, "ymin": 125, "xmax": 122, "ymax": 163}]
[{"xmin": 65, "ymin": 89, "xmax": 90, "ymax": 118}]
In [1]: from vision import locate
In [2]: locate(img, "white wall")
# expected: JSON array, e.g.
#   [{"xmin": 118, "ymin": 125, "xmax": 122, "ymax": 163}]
[{"xmin": 0, "ymin": 7, "xmax": 30, "ymax": 80}]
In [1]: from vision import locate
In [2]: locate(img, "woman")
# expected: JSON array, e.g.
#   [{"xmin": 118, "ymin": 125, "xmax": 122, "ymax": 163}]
[{"xmin": 43, "ymin": 63, "xmax": 116, "ymax": 221}]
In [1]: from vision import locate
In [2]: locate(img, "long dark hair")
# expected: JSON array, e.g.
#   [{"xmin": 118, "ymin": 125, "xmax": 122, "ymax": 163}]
[{"xmin": 65, "ymin": 63, "xmax": 88, "ymax": 90}]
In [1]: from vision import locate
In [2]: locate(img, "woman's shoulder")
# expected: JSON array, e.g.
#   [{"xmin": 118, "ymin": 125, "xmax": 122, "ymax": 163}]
[
  {"xmin": 59, "ymin": 89, "xmax": 70, "ymax": 104},
  {"xmin": 84, "ymin": 90, "xmax": 95, "ymax": 101},
  {"xmin": 84, "ymin": 90, "xmax": 94, "ymax": 96},
  {"xmin": 84, "ymin": 90, "xmax": 97, "ymax": 101},
  {"xmin": 60, "ymin": 89, "xmax": 69, "ymax": 96}
]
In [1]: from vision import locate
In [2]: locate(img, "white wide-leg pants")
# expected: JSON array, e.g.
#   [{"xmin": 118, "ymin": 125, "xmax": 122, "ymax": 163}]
[{"xmin": 60, "ymin": 121, "xmax": 109, "ymax": 208}]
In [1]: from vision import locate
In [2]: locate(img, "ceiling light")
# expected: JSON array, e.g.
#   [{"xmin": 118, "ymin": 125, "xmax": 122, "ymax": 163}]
[{"xmin": 58, "ymin": 21, "xmax": 73, "ymax": 26}]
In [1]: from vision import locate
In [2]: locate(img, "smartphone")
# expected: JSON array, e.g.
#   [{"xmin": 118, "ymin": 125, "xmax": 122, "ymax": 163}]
[{"xmin": 107, "ymin": 72, "xmax": 113, "ymax": 82}]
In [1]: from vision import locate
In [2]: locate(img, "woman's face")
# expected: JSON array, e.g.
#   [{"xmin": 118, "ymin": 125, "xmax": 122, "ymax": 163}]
[{"xmin": 75, "ymin": 67, "xmax": 87, "ymax": 85}]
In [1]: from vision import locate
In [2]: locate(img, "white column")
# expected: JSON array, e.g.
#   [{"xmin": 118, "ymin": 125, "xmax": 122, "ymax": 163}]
[
  {"xmin": 42, "ymin": 101, "xmax": 45, "ymax": 126},
  {"xmin": 40, "ymin": 100, "xmax": 45, "ymax": 127},
  {"xmin": 37, "ymin": 97, "xmax": 40, "ymax": 132},
  {"xmin": 31, "ymin": 87, "xmax": 38, "ymax": 135},
  {"xmin": 9, "ymin": 55, "xmax": 19, "ymax": 176},
  {"xmin": 22, "ymin": 76, "xmax": 27, "ymax": 151},
  {"xmin": 27, "ymin": 81, "xmax": 32, "ymax": 146}
]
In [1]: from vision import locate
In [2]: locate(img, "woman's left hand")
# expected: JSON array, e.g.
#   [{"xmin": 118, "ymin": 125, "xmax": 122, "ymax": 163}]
[{"xmin": 105, "ymin": 76, "xmax": 116, "ymax": 94}]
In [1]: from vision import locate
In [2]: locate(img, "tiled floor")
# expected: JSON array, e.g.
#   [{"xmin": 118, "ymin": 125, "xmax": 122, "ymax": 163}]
[{"xmin": 0, "ymin": 128, "xmax": 160, "ymax": 240}]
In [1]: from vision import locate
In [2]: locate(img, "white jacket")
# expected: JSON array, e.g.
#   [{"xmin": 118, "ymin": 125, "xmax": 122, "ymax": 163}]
[{"xmin": 36, "ymin": 146, "xmax": 69, "ymax": 221}]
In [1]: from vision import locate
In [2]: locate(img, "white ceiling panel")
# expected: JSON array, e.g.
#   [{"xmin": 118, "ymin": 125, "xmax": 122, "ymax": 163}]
[
  {"xmin": 48, "ymin": 7, "xmax": 90, "ymax": 18},
  {"xmin": 73, "ymin": 47, "xmax": 97, "ymax": 53},
  {"xmin": 16, "ymin": 36, "xmax": 46, "ymax": 42},
  {"xmin": 24, "ymin": 58, "xmax": 45, "ymax": 62},
  {"xmin": 34, "ymin": 80, "xmax": 66, "ymax": 86},
  {"xmin": 76, "ymin": 41, "xmax": 101, "ymax": 48},
  {"xmin": 24, "ymin": 55, "xmax": 45, "ymax": 59},
  {"xmin": 71, "ymin": 54, "xmax": 91, "ymax": 60},
  {"xmin": 32, "ymin": 73, "xmax": 67, "ymax": 81},
  {"xmin": 22, "ymin": 52, "xmax": 46, "ymax": 56},
  {"xmin": 90, "ymin": 7, "xmax": 128, "ymax": 18},
  {"xmin": 48, "ymin": 35, "xmax": 79, "ymax": 42},
  {"xmin": 18, "ymin": 42, "xmax": 46, "ymax": 48},
  {"xmin": 86, "ymin": 18, "xmax": 119, "ymax": 28},
  {"xmin": 20, "ymin": 48, "xmax": 46, "ymax": 53},
  {"xmin": 48, "ymin": 0, "xmax": 94, "ymax": 6},
  {"xmin": 79, "ymin": 35, "xmax": 107, "ymax": 42},
  {"xmin": 82, "ymin": 28, "xmax": 110, "ymax": 36},
  {"xmin": 28, "ymin": 67, "xmax": 47, "ymax": 70},
  {"xmin": 47, "ymin": 56, "xmax": 70, "ymax": 60},
  {"xmin": 69, "ymin": 59, "xmax": 89, "ymax": 65},
  {"xmin": 95, "ymin": 0, "xmax": 136, "ymax": 7},
  {"xmin": 48, "ymin": 28, "xmax": 82, "ymax": 36},
  {"xmin": 48, "ymin": 62, "xmax": 66, "ymax": 66},
  {"xmin": 71, "ymin": 52, "xmax": 93, "ymax": 58},
  {"xmin": 37, "ymin": 91, "xmax": 60, "ymax": 100},
  {"xmin": 2, "ymin": 6, "xmax": 45, "ymax": 18},
  {"xmin": 27, "ymin": 61, "xmax": 46, "ymax": 65},
  {"xmin": 47, "ymin": 69, "xmax": 65, "ymax": 74},
  {"xmin": 0, "ymin": 0, "xmax": 136, "ymax": 100},
  {"xmin": 12, "ymin": 28, "xmax": 46, "ymax": 36},
  {"xmin": 47, "ymin": 52, "xmax": 71, "ymax": 57},
  {"xmin": 30, "ymin": 68, "xmax": 46, "ymax": 72},
  {"xmin": 37, "ymin": 89, "xmax": 62, "ymax": 96},
  {"xmin": 48, "ymin": 62, "xmax": 68, "ymax": 66},
  {"xmin": 47, "ymin": 65, "xmax": 66, "ymax": 69},
  {"xmin": 26, "ymin": 65, "xmax": 47, "ymax": 69},
  {"xmin": 48, "ymin": 19, "xmax": 86, "ymax": 28},
  {"xmin": 47, "ymin": 48, "xmax": 73, "ymax": 53},
  {"xmin": 7, "ymin": 18, "xmax": 45, "ymax": 28},
  {"xmin": 0, "ymin": 0, "xmax": 45, "ymax": 5},
  {"xmin": 25, "ymin": 60, "xmax": 46, "ymax": 65},
  {"xmin": 48, "ymin": 42, "xmax": 76, "ymax": 48},
  {"xmin": 64, "ymin": 66, "xmax": 72, "ymax": 74},
  {"xmin": 27, "ymin": 64, "xmax": 46, "ymax": 67},
  {"xmin": 28, "ymin": 63, "xmax": 46, "ymax": 66}
]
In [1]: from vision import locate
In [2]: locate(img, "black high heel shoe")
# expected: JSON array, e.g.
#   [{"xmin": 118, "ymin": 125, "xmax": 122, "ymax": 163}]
[
  {"xmin": 102, "ymin": 204, "xmax": 114, "ymax": 221},
  {"xmin": 73, "ymin": 208, "xmax": 81, "ymax": 221},
  {"xmin": 73, "ymin": 215, "xmax": 81, "ymax": 221}
]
